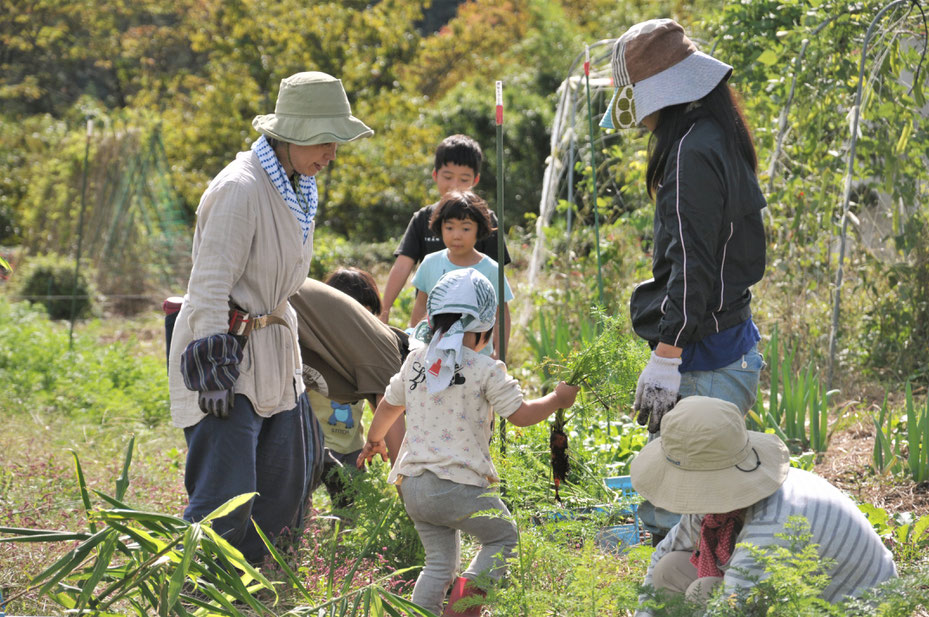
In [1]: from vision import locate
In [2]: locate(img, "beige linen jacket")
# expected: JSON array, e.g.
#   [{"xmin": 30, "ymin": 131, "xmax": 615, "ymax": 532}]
[{"xmin": 168, "ymin": 150, "xmax": 313, "ymax": 428}]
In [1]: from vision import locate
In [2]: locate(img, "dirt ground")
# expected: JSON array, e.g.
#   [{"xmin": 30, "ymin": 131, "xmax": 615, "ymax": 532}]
[{"xmin": 815, "ymin": 418, "xmax": 929, "ymax": 518}]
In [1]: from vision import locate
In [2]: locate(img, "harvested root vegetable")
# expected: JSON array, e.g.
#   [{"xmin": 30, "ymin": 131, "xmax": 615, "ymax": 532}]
[{"xmin": 550, "ymin": 422, "xmax": 569, "ymax": 501}]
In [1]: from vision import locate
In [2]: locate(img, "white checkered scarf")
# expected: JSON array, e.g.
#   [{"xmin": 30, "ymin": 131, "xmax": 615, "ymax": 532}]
[
  {"xmin": 422, "ymin": 269, "xmax": 497, "ymax": 393},
  {"xmin": 251, "ymin": 135, "xmax": 317, "ymax": 244}
]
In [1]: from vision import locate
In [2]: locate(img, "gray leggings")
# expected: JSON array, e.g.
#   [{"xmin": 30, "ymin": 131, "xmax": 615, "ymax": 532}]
[{"xmin": 401, "ymin": 471, "xmax": 518, "ymax": 615}]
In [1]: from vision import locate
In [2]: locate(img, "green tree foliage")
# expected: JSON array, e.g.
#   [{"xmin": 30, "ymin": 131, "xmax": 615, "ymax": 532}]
[
  {"xmin": 0, "ymin": 0, "xmax": 196, "ymax": 115},
  {"xmin": 3, "ymin": 0, "xmax": 928, "ymax": 385},
  {"xmin": 701, "ymin": 0, "xmax": 929, "ymax": 382}
]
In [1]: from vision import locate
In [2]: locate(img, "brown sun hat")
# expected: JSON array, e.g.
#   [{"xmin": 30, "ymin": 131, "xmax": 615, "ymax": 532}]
[
  {"xmin": 600, "ymin": 18, "xmax": 732, "ymax": 130},
  {"xmin": 630, "ymin": 396, "xmax": 790, "ymax": 514},
  {"xmin": 252, "ymin": 72, "xmax": 373, "ymax": 145}
]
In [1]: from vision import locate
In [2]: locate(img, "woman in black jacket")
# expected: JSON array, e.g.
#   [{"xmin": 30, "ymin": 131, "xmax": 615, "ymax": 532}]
[
  {"xmin": 602, "ymin": 18, "xmax": 766, "ymax": 432},
  {"xmin": 601, "ymin": 19, "xmax": 767, "ymax": 540}
]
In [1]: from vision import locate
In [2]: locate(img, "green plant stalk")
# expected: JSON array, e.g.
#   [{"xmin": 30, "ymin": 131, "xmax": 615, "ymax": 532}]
[
  {"xmin": 922, "ymin": 398, "xmax": 929, "ymax": 484},
  {"xmin": 253, "ymin": 522, "xmax": 313, "ymax": 603},
  {"xmin": 70, "ymin": 449, "xmax": 98, "ymax": 535},
  {"xmin": 338, "ymin": 502, "xmax": 397, "ymax": 596},
  {"xmin": 76, "ymin": 530, "xmax": 119, "ymax": 613},
  {"xmin": 906, "ymin": 382, "xmax": 918, "ymax": 480},
  {"xmin": 69, "ymin": 117, "xmax": 92, "ymax": 351},
  {"xmin": 327, "ymin": 519, "xmax": 341, "ymax": 601},
  {"xmin": 768, "ymin": 328, "xmax": 781, "ymax": 427},
  {"xmin": 905, "ymin": 382, "xmax": 929, "ymax": 483},
  {"xmin": 93, "ymin": 530, "xmax": 190, "ymax": 612},
  {"xmin": 115, "ymin": 435, "xmax": 135, "ymax": 501},
  {"xmin": 872, "ymin": 395, "xmax": 893, "ymax": 474}
]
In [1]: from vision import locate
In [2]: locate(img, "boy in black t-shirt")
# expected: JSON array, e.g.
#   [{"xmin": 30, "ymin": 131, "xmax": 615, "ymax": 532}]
[{"xmin": 379, "ymin": 134, "xmax": 511, "ymax": 324}]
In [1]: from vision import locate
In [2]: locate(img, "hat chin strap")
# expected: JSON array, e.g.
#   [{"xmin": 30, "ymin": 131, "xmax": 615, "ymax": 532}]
[
  {"xmin": 284, "ymin": 143, "xmax": 297, "ymax": 180},
  {"xmin": 734, "ymin": 447, "xmax": 761, "ymax": 472}
]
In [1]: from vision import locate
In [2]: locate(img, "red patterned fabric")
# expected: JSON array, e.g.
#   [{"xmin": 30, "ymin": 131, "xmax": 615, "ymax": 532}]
[{"xmin": 690, "ymin": 509, "xmax": 745, "ymax": 578}]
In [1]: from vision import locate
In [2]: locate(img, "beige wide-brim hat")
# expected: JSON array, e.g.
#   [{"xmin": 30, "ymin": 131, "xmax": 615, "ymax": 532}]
[
  {"xmin": 252, "ymin": 72, "xmax": 374, "ymax": 146},
  {"xmin": 599, "ymin": 18, "xmax": 732, "ymax": 130},
  {"xmin": 630, "ymin": 396, "xmax": 789, "ymax": 514}
]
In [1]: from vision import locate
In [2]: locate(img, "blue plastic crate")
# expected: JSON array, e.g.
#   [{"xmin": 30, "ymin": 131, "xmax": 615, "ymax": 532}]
[
  {"xmin": 595, "ymin": 523, "xmax": 641, "ymax": 553},
  {"xmin": 603, "ymin": 475, "xmax": 641, "ymax": 546}
]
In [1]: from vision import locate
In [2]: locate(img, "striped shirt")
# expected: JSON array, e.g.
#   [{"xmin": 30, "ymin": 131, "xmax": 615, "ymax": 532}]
[{"xmin": 637, "ymin": 468, "xmax": 896, "ymax": 615}]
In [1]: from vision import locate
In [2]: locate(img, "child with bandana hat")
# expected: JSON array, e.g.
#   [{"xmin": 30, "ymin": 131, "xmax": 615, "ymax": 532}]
[{"xmin": 357, "ymin": 269, "xmax": 579, "ymax": 617}]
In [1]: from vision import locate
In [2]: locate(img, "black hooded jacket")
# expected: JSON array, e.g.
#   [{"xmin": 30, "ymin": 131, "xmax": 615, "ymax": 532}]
[{"xmin": 630, "ymin": 112, "xmax": 766, "ymax": 348}]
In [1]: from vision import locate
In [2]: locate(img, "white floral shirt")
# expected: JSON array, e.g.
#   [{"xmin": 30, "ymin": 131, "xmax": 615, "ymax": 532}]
[{"xmin": 384, "ymin": 346, "xmax": 523, "ymax": 488}]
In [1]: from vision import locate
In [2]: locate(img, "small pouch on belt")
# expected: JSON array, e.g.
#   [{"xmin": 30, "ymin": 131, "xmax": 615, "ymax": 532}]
[{"xmin": 228, "ymin": 300, "xmax": 289, "ymax": 338}]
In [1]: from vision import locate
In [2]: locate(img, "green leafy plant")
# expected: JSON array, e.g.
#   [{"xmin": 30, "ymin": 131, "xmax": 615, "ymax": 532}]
[
  {"xmin": 523, "ymin": 309, "xmax": 647, "ymax": 499},
  {"xmin": 718, "ymin": 516, "xmax": 838, "ymax": 617},
  {"xmin": 0, "ymin": 297, "xmax": 168, "ymax": 426},
  {"xmin": 0, "ymin": 439, "xmax": 438, "ymax": 617},
  {"xmin": 257, "ymin": 511, "xmax": 434, "ymax": 617},
  {"xmin": 523, "ymin": 309, "xmax": 597, "ymax": 391},
  {"xmin": 487, "ymin": 508, "xmax": 650, "ymax": 617},
  {"xmin": 872, "ymin": 394, "xmax": 906, "ymax": 476},
  {"xmin": 0, "ymin": 438, "xmax": 281, "ymax": 616},
  {"xmin": 859, "ymin": 503, "xmax": 929, "ymax": 566}
]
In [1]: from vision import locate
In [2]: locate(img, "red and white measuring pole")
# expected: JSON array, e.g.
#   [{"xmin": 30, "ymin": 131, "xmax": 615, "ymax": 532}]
[{"xmin": 495, "ymin": 80, "xmax": 508, "ymax": 452}]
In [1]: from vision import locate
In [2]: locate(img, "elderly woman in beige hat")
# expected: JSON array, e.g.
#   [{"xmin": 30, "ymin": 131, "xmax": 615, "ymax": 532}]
[
  {"xmin": 167, "ymin": 72, "xmax": 372, "ymax": 563},
  {"xmin": 629, "ymin": 397, "xmax": 896, "ymax": 615}
]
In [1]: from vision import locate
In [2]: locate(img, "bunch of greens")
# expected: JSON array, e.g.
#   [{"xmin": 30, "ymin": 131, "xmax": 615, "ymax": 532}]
[{"xmin": 536, "ymin": 309, "xmax": 648, "ymax": 500}]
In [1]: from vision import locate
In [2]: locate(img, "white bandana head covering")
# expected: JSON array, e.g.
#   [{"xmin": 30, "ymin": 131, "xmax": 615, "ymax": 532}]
[
  {"xmin": 421, "ymin": 268, "xmax": 497, "ymax": 393},
  {"xmin": 251, "ymin": 135, "xmax": 318, "ymax": 244}
]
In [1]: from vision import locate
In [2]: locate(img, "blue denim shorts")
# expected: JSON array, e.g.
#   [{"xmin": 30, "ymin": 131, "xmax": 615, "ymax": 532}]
[{"xmin": 678, "ymin": 344, "xmax": 764, "ymax": 414}]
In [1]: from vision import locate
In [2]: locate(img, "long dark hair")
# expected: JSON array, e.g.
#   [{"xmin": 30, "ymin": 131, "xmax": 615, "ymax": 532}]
[{"xmin": 645, "ymin": 81, "xmax": 757, "ymax": 199}]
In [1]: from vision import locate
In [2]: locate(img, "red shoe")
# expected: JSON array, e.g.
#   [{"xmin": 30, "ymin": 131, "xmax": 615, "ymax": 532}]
[{"xmin": 443, "ymin": 576, "xmax": 485, "ymax": 616}]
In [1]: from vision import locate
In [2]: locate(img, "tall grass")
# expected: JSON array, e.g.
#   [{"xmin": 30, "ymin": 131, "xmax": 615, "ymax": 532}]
[
  {"xmin": 0, "ymin": 439, "xmax": 432, "ymax": 617},
  {"xmin": 873, "ymin": 383, "xmax": 929, "ymax": 483},
  {"xmin": 748, "ymin": 328, "xmax": 838, "ymax": 453}
]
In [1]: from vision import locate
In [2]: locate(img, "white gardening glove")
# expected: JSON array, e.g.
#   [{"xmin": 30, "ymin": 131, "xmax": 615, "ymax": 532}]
[{"xmin": 634, "ymin": 351, "xmax": 682, "ymax": 434}]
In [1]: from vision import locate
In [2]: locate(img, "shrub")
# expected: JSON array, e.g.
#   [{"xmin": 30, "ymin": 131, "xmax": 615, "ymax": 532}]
[
  {"xmin": 309, "ymin": 228, "xmax": 397, "ymax": 281},
  {"xmin": 12, "ymin": 253, "xmax": 95, "ymax": 319}
]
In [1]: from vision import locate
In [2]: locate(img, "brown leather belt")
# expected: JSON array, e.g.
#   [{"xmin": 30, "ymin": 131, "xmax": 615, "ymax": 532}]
[{"xmin": 228, "ymin": 300, "xmax": 288, "ymax": 338}]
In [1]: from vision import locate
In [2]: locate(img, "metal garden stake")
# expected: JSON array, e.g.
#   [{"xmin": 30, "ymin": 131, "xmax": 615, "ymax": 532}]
[{"xmin": 584, "ymin": 45, "xmax": 605, "ymax": 306}]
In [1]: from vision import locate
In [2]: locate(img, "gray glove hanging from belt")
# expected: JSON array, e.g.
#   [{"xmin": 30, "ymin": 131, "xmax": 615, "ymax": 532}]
[
  {"xmin": 180, "ymin": 302, "xmax": 290, "ymax": 418},
  {"xmin": 180, "ymin": 333, "xmax": 243, "ymax": 419},
  {"xmin": 198, "ymin": 389, "xmax": 234, "ymax": 418}
]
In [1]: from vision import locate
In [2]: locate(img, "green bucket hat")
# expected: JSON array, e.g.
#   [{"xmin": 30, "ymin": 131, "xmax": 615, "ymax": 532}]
[{"xmin": 252, "ymin": 72, "xmax": 374, "ymax": 145}]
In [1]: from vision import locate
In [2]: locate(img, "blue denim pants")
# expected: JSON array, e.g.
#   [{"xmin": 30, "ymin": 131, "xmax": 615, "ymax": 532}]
[
  {"xmin": 183, "ymin": 392, "xmax": 322, "ymax": 564},
  {"xmin": 638, "ymin": 345, "xmax": 764, "ymax": 537}
]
